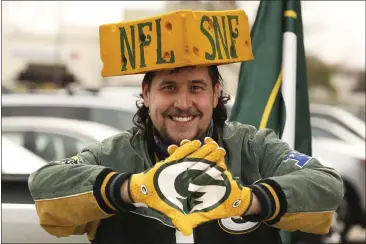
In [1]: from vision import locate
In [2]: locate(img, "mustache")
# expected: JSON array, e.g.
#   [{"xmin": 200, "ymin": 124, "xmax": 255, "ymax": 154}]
[{"xmin": 163, "ymin": 108, "xmax": 202, "ymax": 117}]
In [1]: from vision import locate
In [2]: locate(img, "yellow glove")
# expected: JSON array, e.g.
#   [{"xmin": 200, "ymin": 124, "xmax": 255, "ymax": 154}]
[
  {"xmin": 181, "ymin": 145, "xmax": 253, "ymax": 234},
  {"xmin": 128, "ymin": 139, "xmax": 226, "ymax": 235}
]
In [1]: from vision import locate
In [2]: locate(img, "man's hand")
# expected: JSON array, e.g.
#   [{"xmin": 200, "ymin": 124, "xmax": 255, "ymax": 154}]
[
  {"xmin": 127, "ymin": 139, "xmax": 225, "ymax": 235},
  {"xmin": 179, "ymin": 141, "xmax": 258, "ymax": 233}
]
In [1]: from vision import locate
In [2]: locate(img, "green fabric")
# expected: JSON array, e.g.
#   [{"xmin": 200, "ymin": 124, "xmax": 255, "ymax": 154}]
[
  {"xmin": 229, "ymin": 0, "xmax": 311, "ymax": 156},
  {"xmin": 28, "ymin": 121, "xmax": 343, "ymax": 243},
  {"xmin": 229, "ymin": 1, "xmax": 312, "ymax": 242}
]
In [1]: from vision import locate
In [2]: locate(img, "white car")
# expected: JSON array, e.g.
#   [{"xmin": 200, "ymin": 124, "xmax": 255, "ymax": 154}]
[
  {"xmin": 310, "ymin": 103, "xmax": 365, "ymax": 141},
  {"xmin": 311, "ymin": 117, "xmax": 365, "ymax": 243},
  {"xmin": 2, "ymin": 93, "xmax": 139, "ymax": 131},
  {"xmin": 2, "ymin": 116, "xmax": 122, "ymax": 163},
  {"xmin": 1, "ymin": 137, "xmax": 89, "ymax": 243}
]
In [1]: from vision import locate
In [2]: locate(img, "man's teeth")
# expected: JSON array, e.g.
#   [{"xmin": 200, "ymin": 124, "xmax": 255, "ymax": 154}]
[{"xmin": 172, "ymin": 116, "xmax": 193, "ymax": 122}]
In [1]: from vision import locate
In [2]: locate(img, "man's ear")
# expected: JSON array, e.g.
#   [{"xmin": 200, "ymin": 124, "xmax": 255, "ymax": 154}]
[
  {"xmin": 142, "ymin": 81, "xmax": 149, "ymax": 108},
  {"xmin": 213, "ymin": 83, "xmax": 220, "ymax": 108}
]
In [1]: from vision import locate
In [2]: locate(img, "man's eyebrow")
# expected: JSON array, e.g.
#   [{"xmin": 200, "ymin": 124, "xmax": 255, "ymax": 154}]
[
  {"xmin": 159, "ymin": 80, "xmax": 176, "ymax": 86},
  {"xmin": 190, "ymin": 79, "xmax": 208, "ymax": 86}
]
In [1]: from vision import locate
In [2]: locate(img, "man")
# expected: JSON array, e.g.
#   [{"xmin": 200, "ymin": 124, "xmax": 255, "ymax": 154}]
[{"xmin": 28, "ymin": 9, "xmax": 343, "ymax": 244}]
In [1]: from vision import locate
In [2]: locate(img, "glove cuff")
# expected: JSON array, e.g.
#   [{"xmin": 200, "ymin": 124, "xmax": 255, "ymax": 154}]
[
  {"xmin": 94, "ymin": 168, "xmax": 136, "ymax": 213},
  {"xmin": 260, "ymin": 179, "xmax": 287, "ymax": 224},
  {"xmin": 243, "ymin": 179, "xmax": 287, "ymax": 223},
  {"xmin": 245, "ymin": 184, "xmax": 273, "ymax": 220}
]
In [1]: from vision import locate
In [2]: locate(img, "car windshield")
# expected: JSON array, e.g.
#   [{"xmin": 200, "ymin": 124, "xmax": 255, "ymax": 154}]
[{"xmin": 90, "ymin": 108, "xmax": 135, "ymax": 131}]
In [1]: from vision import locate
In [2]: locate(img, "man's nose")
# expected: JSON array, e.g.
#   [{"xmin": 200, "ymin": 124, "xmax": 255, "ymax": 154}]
[{"xmin": 174, "ymin": 90, "xmax": 192, "ymax": 110}]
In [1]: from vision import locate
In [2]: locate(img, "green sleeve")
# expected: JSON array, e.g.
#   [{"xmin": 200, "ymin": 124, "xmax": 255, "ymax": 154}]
[
  {"xmin": 248, "ymin": 127, "xmax": 344, "ymax": 234},
  {"xmin": 28, "ymin": 137, "xmax": 136, "ymax": 239}
]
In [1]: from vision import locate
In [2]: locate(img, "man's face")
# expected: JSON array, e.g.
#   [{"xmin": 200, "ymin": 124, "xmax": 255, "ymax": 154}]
[{"xmin": 142, "ymin": 66, "xmax": 219, "ymax": 145}]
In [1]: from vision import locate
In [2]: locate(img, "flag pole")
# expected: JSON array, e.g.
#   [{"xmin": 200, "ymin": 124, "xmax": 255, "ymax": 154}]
[{"xmin": 280, "ymin": 9, "xmax": 298, "ymax": 148}]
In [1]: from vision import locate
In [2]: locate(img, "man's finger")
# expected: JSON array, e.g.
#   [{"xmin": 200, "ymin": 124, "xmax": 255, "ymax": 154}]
[
  {"xmin": 187, "ymin": 141, "xmax": 218, "ymax": 159},
  {"xmin": 167, "ymin": 145, "xmax": 178, "ymax": 155},
  {"xmin": 165, "ymin": 140, "xmax": 201, "ymax": 163},
  {"xmin": 203, "ymin": 147, "xmax": 226, "ymax": 163},
  {"xmin": 215, "ymin": 157, "xmax": 228, "ymax": 171},
  {"xmin": 180, "ymin": 139, "xmax": 191, "ymax": 146},
  {"xmin": 204, "ymin": 137, "xmax": 215, "ymax": 144}
]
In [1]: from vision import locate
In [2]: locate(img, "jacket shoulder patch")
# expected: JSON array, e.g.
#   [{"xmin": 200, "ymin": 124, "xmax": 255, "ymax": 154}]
[{"xmin": 284, "ymin": 151, "xmax": 312, "ymax": 168}]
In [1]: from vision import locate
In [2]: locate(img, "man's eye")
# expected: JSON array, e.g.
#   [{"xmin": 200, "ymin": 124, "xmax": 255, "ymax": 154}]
[
  {"xmin": 191, "ymin": 86, "xmax": 203, "ymax": 92},
  {"xmin": 163, "ymin": 85, "xmax": 175, "ymax": 91}
]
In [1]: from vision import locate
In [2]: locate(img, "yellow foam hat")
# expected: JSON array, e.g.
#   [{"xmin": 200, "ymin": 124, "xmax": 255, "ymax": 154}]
[{"xmin": 99, "ymin": 9, "xmax": 254, "ymax": 77}]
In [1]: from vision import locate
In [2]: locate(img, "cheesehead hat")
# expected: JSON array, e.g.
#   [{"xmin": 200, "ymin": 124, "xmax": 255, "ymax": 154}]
[{"xmin": 99, "ymin": 9, "xmax": 254, "ymax": 77}]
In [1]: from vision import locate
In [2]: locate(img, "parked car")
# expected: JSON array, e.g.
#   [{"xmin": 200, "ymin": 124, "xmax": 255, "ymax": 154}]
[
  {"xmin": 2, "ymin": 116, "xmax": 122, "ymax": 162},
  {"xmin": 93, "ymin": 86, "xmax": 142, "ymax": 100},
  {"xmin": 311, "ymin": 117, "xmax": 365, "ymax": 244},
  {"xmin": 310, "ymin": 103, "xmax": 365, "ymax": 141},
  {"xmin": 311, "ymin": 117, "xmax": 364, "ymax": 145},
  {"xmin": 2, "ymin": 93, "xmax": 138, "ymax": 131},
  {"xmin": 226, "ymin": 101, "xmax": 365, "ymax": 140},
  {"xmin": 1, "ymin": 137, "xmax": 89, "ymax": 243}
]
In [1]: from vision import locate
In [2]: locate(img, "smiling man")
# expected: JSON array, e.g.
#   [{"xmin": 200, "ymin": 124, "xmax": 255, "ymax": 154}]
[
  {"xmin": 28, "ymin": 9, "xmax": 343, "ymax": 244},
  {"xmin": 141, "ymin": 66, "xmax": 221, "ymax": 148}
]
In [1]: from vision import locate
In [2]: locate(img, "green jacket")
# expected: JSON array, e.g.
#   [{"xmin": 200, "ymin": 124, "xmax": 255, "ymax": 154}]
[{"xmin": 28, "ymin": 122, "xmax": 344, "ymax": 244}]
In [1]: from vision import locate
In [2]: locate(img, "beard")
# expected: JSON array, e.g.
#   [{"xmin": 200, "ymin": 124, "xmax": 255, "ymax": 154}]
[
  {"xmin": 155, "ymin": 125, "xmax": 206, "ymax": 146},
  {"xmin": 152, "ymin": 106, "xmax": 212, "ymax": 145}
]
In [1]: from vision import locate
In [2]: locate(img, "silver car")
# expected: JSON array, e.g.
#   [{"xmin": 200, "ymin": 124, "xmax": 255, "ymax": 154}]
[
  {"xmin": 310, "ymin": 103, "xmax": 365, "ymax": 141},
  {"xmin": 1, "ymin": 137, "xmax": 89, "ymax": 243},
  {"xmin": 311, "ymin": 117, "xmax": 365, "ymax": 243},
  {"xmin": 2, "ymin": 116, "xmax": 122, "ymax": 162},
  {"xmin": 2, "ymin": 118, "xmax": 122, "ymax": 243},
  {"xmin": 2, "ymin": 93, "xmax": 138, "ymax": 131}
]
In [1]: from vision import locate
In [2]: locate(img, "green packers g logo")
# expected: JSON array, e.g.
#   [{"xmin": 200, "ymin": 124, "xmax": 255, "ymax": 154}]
[{"xmin": 154, "ymin": 158, "xmax": 231, "ymax": 214}]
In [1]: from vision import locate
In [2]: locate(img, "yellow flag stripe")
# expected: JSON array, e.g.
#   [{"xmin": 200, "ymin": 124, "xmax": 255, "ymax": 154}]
[
  {"xmin": 284, "ymin": 10, "xmax": 297, "ymax": 19},
  {"xmin": 259, "ymin": 71, "xmax": 283, "ymax": 129}
]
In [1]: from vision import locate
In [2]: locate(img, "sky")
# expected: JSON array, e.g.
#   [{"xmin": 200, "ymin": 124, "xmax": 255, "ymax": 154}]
[{"xmin": 2, "ymin": 1, "xmax": 365, "ymax": 70}]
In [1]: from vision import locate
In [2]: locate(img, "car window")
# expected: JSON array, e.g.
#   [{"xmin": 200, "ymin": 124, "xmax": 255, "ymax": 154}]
[
  {"xmin": 311, "ymin": 126, "xmax": 344, "ymax": 141},
  {"xmin": 2, "ymin": 106, "xmax": 134, "ymax": 131},
  {"xmin": 311, "ymin": 113, "xmax": 364, "ymax": 140},
  {"xmin": 32, "ymin": 132, "xmax": 89, "ymax": 161},
  {"xmin": 2, "ymin": 106, "xmax": 89, "ymax": 121},
  {"xmin": 90, "ymin": 108, "xmax": 134, "ymax": 131},
  {"xmin": 3, "ymin": 131, "xmax": 89, "ymax": 162},
  {"xmin": 62, "ymin": 134, "xmax": 87, "ymax": 156}
]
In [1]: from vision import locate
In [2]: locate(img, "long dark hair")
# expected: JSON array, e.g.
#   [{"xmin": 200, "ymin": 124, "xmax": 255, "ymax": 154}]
[{"xmin": 133, "ymin": 65, "xmax": 231, "ymax": 130}]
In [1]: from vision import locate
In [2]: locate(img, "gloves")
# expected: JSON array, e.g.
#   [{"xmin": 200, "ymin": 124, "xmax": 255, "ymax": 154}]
[
  {"xmin": 128, "ymin": 138, "xmax": 226, "ymax": 235},
  {"xmin": 180, "ymin": 142, "xmax": 254, "ymax": 234}
]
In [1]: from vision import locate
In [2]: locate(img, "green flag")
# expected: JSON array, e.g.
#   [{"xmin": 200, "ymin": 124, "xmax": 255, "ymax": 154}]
[{"xmin": 229, "ymin": 0, "xmax": 312, "ymax": 156}]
